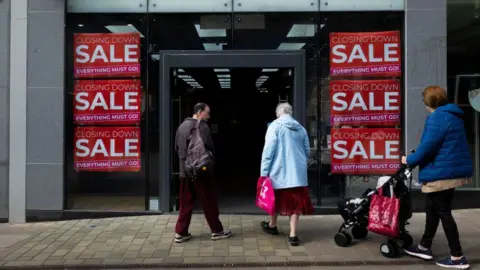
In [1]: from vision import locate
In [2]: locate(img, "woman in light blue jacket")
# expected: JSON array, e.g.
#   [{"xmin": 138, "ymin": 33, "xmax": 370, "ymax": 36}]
[{"xmin": 260, "ymin": 103, "xmax": 313, "ymax": 246}]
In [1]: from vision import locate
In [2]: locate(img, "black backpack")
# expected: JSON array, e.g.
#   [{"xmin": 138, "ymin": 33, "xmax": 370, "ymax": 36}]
[{"xmin": 185, "ymin": 121, "xmax": 214, "ymax": 178}]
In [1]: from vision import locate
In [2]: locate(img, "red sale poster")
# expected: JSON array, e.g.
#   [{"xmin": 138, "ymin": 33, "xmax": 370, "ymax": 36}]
[
  {"xmin": 330, "ymin": 31, "xmax": 401, "ymax": 77},
  {"xmin": 73, "ymin": 80, "xmax": 141, "ymax": 125},
  {"xmin": 74, "ymin": 127, "xmax": 141, "ymax": 172},
  {"xmin": 330, "ymin": 80, "xmax": 401, "ymax": 126},
  {"xmin": 330, "ymin": 128, "xmax": 401, "ymax": 175},
  {"xmin": 73, "ymin": 33, "xmax": 141, "ymax": 78}
]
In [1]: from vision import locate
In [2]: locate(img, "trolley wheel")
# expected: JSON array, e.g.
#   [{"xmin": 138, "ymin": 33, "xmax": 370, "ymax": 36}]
[
  {"xmin": 334, "ymin": 232, "xmax": 352, "ymax": 247},
  {"xmin": 380, "ymin": 240, "xmax": 400, "ymax": 258},
  {"xmin": 351, "ymin": 225, "xmax": 368, "ymax": 240},
  {"xmin": 400, "ymin": 233, "xmax": 413, "ymax": 249}
]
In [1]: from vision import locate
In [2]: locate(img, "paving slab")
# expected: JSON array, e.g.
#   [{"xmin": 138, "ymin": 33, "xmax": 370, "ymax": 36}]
[{"xmin": 0, "ymin": 210, "xmax": 479, "ymax": 268}]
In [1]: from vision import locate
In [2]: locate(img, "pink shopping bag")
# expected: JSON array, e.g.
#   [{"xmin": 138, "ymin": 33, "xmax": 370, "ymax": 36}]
[{"xmin": 256, "ymin": 176, "xmax": 276, "ymax": 215}]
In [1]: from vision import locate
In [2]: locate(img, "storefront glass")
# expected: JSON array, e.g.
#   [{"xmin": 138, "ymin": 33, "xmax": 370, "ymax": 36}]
[
  {"xmin": 65, "ymin": 14, "xmax": 149, "ymax": 210},
  {"xmin": 447, "ymin": 0, "xmax": 480, "ymax": 189},
  {"xmin": 65, "ymin": 0, "xmax": 405, "ymax": 211}
]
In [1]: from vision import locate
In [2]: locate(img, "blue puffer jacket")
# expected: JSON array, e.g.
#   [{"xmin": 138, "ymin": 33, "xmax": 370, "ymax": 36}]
[{"xmin": 406, "ymin": 104, "xmax": 473, "ymax": 183}]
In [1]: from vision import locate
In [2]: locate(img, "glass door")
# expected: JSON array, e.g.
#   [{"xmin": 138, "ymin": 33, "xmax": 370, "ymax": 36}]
[{"xmin": 158, "ymin": 50, "xmax": 306, "ymax": 212}]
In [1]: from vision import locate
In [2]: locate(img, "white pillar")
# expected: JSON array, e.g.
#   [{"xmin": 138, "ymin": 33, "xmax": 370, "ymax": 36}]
[{"xmin": 9, "ymin": 0, "xmax": 27, "ymax": 224}]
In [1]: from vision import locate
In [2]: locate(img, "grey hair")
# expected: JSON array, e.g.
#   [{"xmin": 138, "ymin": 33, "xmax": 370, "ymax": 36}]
[{"xmin": 276, "ymin": 103, "xmax": 293, "ymax": 117}]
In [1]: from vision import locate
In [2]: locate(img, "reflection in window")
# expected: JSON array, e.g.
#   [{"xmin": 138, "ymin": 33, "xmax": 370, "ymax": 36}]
[{"xmin": 448, "ymin": 0, "xmax": 480, "ymax": 188}]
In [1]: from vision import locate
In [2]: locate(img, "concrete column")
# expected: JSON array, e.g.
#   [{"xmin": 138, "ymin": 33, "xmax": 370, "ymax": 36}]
[
  {"xmin": 9, "ymin": 0, "xmax": 28, "ymax": 224},
  {"xmin": 0, "ymin": 0, "xmax": 10, "ymax": 221},
  {"xmin": 404, "ymin": 0, "xmax": 447, "ymax": 184},
  {"xmin": 26, "ymin": 0, "xmax": 65, "ymax": 212}
]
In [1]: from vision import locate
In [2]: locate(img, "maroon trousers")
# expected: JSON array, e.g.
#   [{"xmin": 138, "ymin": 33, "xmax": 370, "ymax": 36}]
[{"xmin": 175, "ymin": 172, "xmax": 224, "ymax": 235}]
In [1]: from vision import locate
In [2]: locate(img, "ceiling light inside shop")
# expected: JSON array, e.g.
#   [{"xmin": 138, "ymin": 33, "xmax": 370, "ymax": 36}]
[
  {"xmin": 256, "ymin": 75, "xmax": 269, "ymax": 87},
  {"xmin": 179, "ymin": 75, "xmax": 203, "ymax": 89},
  {"xmin": 203, "ymin": 43, "xmax": 227, "ymax": 51},
  {"xmin": 105, "ymin": 25, "xmax": 145, "ymax": 37},
  {"xmin": 286, "ymin": 24, "xmax": 317, "ymax": 38},
  {"xmin": 195, "ymin": 24, "xmax": 226, "ymax": 37},
  {"xmin": 262, "ymin": 69, "xmax": 279, "ymax": 72},
  {"xmin": 217, "ymin": 73, "xmax": 230, "ymax": 86},
  {"xmin": 214, "ymin": 69, "xmax": 229, "ymax": 72},
  {"xmin": 277, "ymin": 43, "xmax": 306, "ymax": 50}
]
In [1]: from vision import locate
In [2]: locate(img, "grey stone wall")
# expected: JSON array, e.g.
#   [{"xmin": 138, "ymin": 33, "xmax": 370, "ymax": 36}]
[
  {"xmin": 26, "ymin": 0, "xmax": 64, "ymax": 210},
  {"xmin": 405, "ymin": 0, "xmax": 447, "ymax": 185},
  {"xmin": 0, "ymin": 0, "xmax": 10, "ymax": 220}
]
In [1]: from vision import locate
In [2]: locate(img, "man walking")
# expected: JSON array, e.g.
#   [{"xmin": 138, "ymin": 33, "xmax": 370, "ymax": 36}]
[{"xmin": 174, "ymin": 103, "xmax": 232, "ymax": 243}]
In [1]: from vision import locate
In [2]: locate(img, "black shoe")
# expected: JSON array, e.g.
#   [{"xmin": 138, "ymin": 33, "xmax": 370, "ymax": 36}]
[
  {"xmin": 211, "ymin": 230, "xmax": 233, "ymax": 241},
  {"xmin": 174, "ymin": 233, "xmax": 192, "ymax": 243},
  {"xmin": 288, "ymin": 236, "xmax": 300, "ymax": 246},
  {"xmin": 260, "ymin": 221, "xmax": 279, "ymax": 235}
]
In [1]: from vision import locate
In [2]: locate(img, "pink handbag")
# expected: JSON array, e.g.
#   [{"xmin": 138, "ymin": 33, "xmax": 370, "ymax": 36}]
[
  {"xmin": 256, "ymin": 177, "xmax": 276, "ymax": 215},
  {"xmin": 367, "ymin": 186, "xmax": 401, "ymax": 238}
]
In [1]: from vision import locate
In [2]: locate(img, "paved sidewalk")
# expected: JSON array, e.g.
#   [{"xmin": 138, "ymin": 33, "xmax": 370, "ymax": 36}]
[{"xmin": 0, "ymin": 210, "xmax": 480, "ymax": 268}]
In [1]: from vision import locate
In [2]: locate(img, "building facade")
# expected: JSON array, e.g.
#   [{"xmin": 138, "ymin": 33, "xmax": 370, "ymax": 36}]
[{"xmin": 2, "ymin": 0, "xmax": 478, "ymax": 223}]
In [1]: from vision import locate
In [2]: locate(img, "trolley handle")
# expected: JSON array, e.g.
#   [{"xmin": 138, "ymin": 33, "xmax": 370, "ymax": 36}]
[{"xmin": 401, "ymin": 149, "xmax": 416, "ymax": 170}]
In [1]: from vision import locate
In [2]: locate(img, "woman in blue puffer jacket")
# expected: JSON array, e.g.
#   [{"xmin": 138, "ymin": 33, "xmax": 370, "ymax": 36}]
[{"xmin": 401, "ymin": 86, "xmax": 473, "ymax": 269}]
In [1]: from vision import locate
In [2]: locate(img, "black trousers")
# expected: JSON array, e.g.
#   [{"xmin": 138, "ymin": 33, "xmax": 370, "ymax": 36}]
[{"xmin": 420, "ymin": 188, "xmax": 463, "ymax": 257}]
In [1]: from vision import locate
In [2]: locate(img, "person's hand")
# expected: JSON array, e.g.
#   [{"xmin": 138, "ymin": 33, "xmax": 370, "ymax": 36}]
[{"xmin": 401, "ymin": 156, "xmax": 407, "ymax": 165}]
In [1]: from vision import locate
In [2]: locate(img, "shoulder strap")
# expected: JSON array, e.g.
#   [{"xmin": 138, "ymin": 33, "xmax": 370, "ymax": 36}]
[{"xmin": 377, "ymin": 185, "xmax": 384, "ymax": 196}]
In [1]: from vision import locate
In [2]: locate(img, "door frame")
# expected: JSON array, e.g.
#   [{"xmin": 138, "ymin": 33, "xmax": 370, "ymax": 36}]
[{"xmin": 158, "ymin": 50, "xmax": 306, "ymax": 212}]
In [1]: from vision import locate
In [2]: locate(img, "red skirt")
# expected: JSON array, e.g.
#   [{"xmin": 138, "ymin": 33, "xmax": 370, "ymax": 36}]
[{"xmin": 275, "ymin": 187, "xmax": 314, "ymax": 216}]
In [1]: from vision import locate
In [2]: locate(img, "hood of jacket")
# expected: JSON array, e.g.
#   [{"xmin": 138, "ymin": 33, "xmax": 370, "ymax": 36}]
[
  {"xmin": 275, "ymin": 115, "xmax": 303, "ymax": 131},
  {"xmin": 185, "ymin": 117, "xmax": 201, "ymax": 122},
  {"xmin": 435, "ymin": 103, "xmax": 464, "ymax": 117}
]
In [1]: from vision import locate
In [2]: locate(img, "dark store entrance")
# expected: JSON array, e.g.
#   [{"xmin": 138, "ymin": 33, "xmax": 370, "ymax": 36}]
[{"xmin": 158, "ymin": 51, "xmax": 306, "ymax": 213}]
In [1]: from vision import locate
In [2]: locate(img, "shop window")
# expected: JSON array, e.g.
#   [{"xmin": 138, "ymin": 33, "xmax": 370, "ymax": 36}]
[
  {"xmin": 65, "ymin": 14, "xmax": 152, "ymax": 211},
  {"xmin": 447, "ymin": 0, "xmax": 480, "ymax": 188},
  {"xmin": 318, "ymin": 12, "xmax": 404, "ymax": 201},
  {"xmin": 65, "ymin": 8, "xmax": 404, "ymax": 210}
]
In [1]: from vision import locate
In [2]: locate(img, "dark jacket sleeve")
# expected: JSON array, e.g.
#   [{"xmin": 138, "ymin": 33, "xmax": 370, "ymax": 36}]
[
  {"xmin": 200, "ymin": 121, "xmax": 215, "ymax": 154},
  {"xmin": 406, "ymin": 115, "xmax": 447, "ymax": 168}
]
